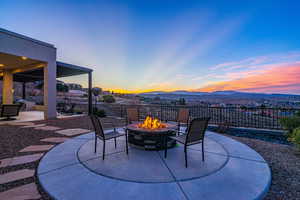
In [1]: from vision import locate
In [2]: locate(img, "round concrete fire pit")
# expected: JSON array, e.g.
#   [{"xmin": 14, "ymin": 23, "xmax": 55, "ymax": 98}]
[{"xmin": 127, "ymin": 122, "xmax": 176, "ymax": 150}]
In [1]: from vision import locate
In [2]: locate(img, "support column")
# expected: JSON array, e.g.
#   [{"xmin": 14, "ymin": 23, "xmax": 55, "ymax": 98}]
[
  {"xmin": 22, "ymin": 82, "xmax": 26, "ymax": 100},
  {"xmin": 2, "ymin": 70, "xmax": 13, "ymax": 104},
  {"xmin": 88, "ymin": 72, "xmax": 93, "ymax": 115},
  {"xmin": 44, "ymin": 61, "xmax": 57, "ymax": 119}
]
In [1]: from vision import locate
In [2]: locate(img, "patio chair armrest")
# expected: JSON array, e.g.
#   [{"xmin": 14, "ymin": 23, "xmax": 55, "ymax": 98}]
[{"xmin": 102, "ymin": 122, "xmax": 116, "ymax": 131}]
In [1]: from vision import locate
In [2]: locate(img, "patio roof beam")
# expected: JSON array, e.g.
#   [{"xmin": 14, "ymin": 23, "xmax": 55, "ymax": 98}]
[{"xmin": 14, "ymin": 74, "xmax": 43, "ymax": 80}]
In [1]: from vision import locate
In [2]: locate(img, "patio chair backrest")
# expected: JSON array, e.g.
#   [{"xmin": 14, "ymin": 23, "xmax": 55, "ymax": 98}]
[
  {"xmin": 126, "ymin": 108, "xmax": 139, "ymax": 124},
  {"xmin": 186, "ymin": 117, "xmax": 210, "ymax": 144},
  {"xmin": 90, "ymin": 115, "xmax": 105, "ymax": 139},
  {"xmin": 1, "ymin": 104, "xmax": 21, "ymax": 117},
  {"xmin": 177, "ymin": 108, "xmax": 189, "ymax": 124}
]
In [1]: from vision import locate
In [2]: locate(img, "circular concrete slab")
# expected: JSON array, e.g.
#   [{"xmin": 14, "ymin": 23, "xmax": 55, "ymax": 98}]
[
  {"xmin": 78, "ymin": 138, "xmax": 228, "ymax": 183},
  {"xmin": 38, "ymin": 131, "xmax": 271, "ymax": 200}
]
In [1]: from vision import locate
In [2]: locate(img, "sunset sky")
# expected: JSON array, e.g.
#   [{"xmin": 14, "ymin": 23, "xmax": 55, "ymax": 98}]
[{"xmin": 1, "ymin": 0, "xmax": 300, "ymax": 94}]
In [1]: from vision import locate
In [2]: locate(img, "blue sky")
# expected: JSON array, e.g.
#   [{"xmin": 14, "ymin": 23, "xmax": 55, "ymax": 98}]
[{"xmin": 1, "ymin": 0, "xmax": 300, "ymax": 93}]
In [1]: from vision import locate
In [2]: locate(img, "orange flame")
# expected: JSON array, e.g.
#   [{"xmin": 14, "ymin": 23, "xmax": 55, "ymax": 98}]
[{"xmin": 138, "ymin": 116, "xmax": 166, "ymax": 129}]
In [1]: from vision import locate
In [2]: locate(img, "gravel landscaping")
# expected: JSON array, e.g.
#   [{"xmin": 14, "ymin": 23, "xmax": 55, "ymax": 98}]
[
  {"xmin": 0, "ymin": 116, "xmax": 299, "ymax": 200},
  {"xmin": 227, "ymin": 135, "xmax": 300, "ymax": 200}
]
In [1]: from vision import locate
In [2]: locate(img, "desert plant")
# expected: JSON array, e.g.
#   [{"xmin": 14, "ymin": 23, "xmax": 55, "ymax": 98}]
[
  {"xmin": 288, "ymin": 127, "xmax": 300, "ymax": 150},
  {"xmin": 93, "ymin": 107, "xmax": 106, "ymax": 118},
  {"xmin": 103, "ymin": 95, "xmax": 115, "ymax": 103},
  {"xmin": 279, "ymin": 115, "xmax": 300, "ymax": 135}
]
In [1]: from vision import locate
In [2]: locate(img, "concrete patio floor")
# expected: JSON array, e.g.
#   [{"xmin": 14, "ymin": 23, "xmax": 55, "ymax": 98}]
[
  {"xmin": 0, "ymin": 111, "xmax": 85, "ymax": 125},
  {"xmin": 0, "ymin": 111, "xmax": 44, "ymax": 125},
  {"xmin": 37, "ymin": 130, "xmax": 271, "ymax": 200}
]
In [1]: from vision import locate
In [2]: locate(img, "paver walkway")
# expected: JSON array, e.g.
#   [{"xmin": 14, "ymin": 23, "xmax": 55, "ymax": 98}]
[
  {"xmin": 56, "ymin": 128, "xmax": 91, "ymax": 136},
  {"xmin": 19, "ymin": 145, "xmax": 54, "ymax": 153},
  {"xmin": 0, "ymin": 153, "xmax": 44, "ymax": 168},
  {"xmin": 0, "ymin": 183, "xmax": 41, "ymax": 200},
  {"xmin": 35, "ymin": 126, "xmax": 61, "ymax": 131},
  {"xmin": 41, "ymin": 137, "xmax": 69, "ymax": 143},
  {"xmin": 22, "ymin": 124, "xmax": 46, "ymax": 128},
  {"xmin": 0, "ymin": 169, "xmax": 35, "ymax": 184},
  {"xmin": 6, "ymin": 122, "xmax": 35, "ymax": 126},
  {"xmin": 0, "ymin": 120, "xmax": 94, "ymax": 199}
]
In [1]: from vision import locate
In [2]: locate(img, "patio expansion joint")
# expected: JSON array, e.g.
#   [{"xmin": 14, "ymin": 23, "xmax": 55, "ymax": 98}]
[
  {"xmin": 156, "ymin": 151, "xmax": 189, "ymax": 200},
  {"xmin": 227, "ymin": 155, "xmax": 267, "ymax": 164},
  {"xmin": 41, "ymin": 145, "xmax": 127, "ymax": 176},
  {"xmin": 70, "ymin": 137, "xmax": 93, "ymax": 140},
  {"xmin": 191, "ymin": 148, "xmax": 265, "ymax": 164},
  {"xmin": 157, "ymin": 147, "xmax": 231, "ymax": 182},
  {"xmin": 80, "ymin": 149, "xmax": 127, "ymax": 163},
  {"xmin": 204, "ymin": 136, "xmax": 267, "ymax": 164},
  {"xmin": 38, "ymin": 161, "xmax": 81, "ymax": 176}
]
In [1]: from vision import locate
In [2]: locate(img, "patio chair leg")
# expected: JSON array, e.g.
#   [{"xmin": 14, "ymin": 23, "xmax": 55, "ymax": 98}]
[
  {"xmin": 114, "ymin": 137, "xmax": 117, "ymax": 149},
  {"xmin": 94, "ymin": 137, "xmax": 97, "ymax": 153},
  {"xmin": 184, "ymin": 145, "xmax": 188, "ymax": 168},
  {"xmin": 125, "ymin": 133, "xmax": 128, "ymax": 155},
  {"xmin": 164, "ymin": 136, "xmax": 167, "ymax": 158},
  {"xmin": 103, "ymin": 141, "xmax": 106, "ymax": 160},
  {"xmin": 202, "ymin": 141, "xmax": 205, "ymax": 162}
]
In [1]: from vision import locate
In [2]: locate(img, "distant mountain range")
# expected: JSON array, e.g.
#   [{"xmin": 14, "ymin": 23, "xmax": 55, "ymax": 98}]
[
  {"xmin": 141, "ymin": 90, "xmax": 300, "ymax": 97},
  {"xmin": 140, "ymin": 90, "xmax": 300, "ymax": 104}
]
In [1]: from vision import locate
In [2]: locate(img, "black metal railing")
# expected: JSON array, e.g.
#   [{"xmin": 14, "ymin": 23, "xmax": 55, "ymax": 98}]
[{"xmin": 115, "ymin": 104, "xmax": 300, "ymax": 130}]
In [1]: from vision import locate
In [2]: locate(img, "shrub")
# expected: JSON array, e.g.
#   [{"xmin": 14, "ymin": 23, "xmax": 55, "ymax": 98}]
[
  {"xmin": 103, "ymin": 95, "xmax": 116, "ymax": 103},
  {"xmin": 279, "ymin": 115, "xmax": 300, "ymax": 134},
  {"xmin": 93, "ymin": 107, "xmax": 106, "ymax": 118},
  {"xmin": 288, "ymin": 127, "xmax": 300, "ymax": 150}
]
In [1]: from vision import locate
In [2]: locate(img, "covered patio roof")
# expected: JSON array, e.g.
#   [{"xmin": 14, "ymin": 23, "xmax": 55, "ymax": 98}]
[
  {"xmin": 0, "ymin": 28, "xmax": 93, "ymax": 117},
  {"xmin": 0, "ymin": 61, "xmax": 92, "ymax": 83}
]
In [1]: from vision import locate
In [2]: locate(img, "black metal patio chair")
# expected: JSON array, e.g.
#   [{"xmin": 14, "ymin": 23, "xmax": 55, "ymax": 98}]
[
  {"xmin": 126, "ymin": 108, "xmax": 139, "ymax": 124},
  {"xmin": 167, "ymin": 108, "xmax": 190, "ymax": 135},
  {"xmin": 90, "ymin": 115, "xmax": 128, "ymax": 160},
  {"xmin": 164, "ymin": 117, "xmax": 210, "ymax": 168},
  {"xmin": 0, "ymin": 104, "xmax": 21, "ymax": 121}
]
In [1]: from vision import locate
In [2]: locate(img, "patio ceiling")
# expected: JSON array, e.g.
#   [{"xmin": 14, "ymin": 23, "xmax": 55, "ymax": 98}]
[
  {"xmin": 9, "ymin": 61, "xmax": 93, "ymax": 82},
  {"xmin": 0, "ymin": 52, "xmax": 42, "ymax": 71},
  {"xmin": 0, "ymin": 52, "xmax": 92, "ymax": 82}
]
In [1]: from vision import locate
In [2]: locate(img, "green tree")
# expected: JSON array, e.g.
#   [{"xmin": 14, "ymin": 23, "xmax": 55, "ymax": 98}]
[
  {"xmin": 35, "ymin": 80, "xmax": 69, "ymax": 93},
  {"xmin": 56, "ymin": 82, "xmax": 69, "ymax": 93},
  {"xmin": 178, "ymin": 98, "xmax": 186, "ymax": 105},
  {"xmin": 103, "ymin": 95, "xmax": 115, "ymax": 103},
  {"xmin": 279, "ymin": 111, "xmax": 300, "ymax": 135},
  {"xmin": 288, "ymin": 127, "xmax": 300, "ymax": 150}
]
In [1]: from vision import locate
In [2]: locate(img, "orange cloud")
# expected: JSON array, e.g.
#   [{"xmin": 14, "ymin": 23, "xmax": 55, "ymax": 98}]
[{"xmin": 195, "ymin": 63, "xmax": 300, "ymax": 94}]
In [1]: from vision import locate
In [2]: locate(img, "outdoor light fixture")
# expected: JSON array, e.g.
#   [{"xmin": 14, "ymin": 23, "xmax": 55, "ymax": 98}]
[{"xmin": 21, "ymin": 56, "xmax": 28, "ymax": 60}]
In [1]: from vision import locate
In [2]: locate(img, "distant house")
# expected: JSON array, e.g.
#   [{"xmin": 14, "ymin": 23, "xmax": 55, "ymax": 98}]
[
  {"xmin": 67, "ymin": 83, "xmax": 83, "ymax": 90},
  {"xmin": 67, "ymin": 90, "xmax": 87, "ymax": 97}
]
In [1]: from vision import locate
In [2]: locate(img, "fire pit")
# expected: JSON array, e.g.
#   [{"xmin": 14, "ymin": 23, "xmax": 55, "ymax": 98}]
[{"xmin": 126, "ymin": 116, "xmax": 177, "ymax": 150}]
